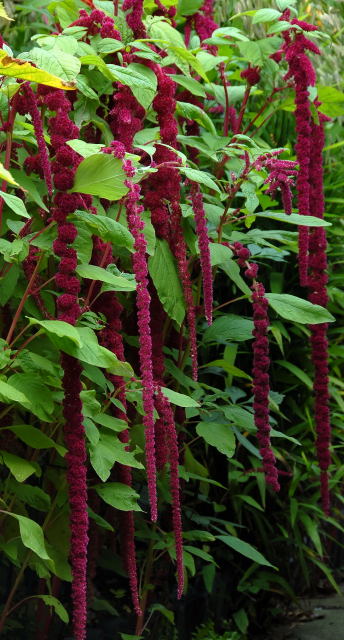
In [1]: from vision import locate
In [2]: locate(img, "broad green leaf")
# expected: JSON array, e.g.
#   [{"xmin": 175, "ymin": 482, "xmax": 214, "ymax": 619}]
[
  {"xmin": 252, "ymin": 8, "xmax": 282, "ymax": 23},
  {"xmin": 178, "ymin": 0, "xmax": 203, "ymax": 15},
  {"xmin": 236, "ymin": 495, "xmax": 264, "ymax": 512},
  {"xmin": 74, "ymin": 210, "xmax": 134, "ymax": 251},
  {"xmin": 94, "ymin": 482, "xmax": 142, "ymax": 511},
  {"xmin": 19, "ymin": 47, "xmax": 80, "ymax": 83},
  {"xmin": 196, "ymin": 422, "xmax": 236, "ymax": 458},
  {"xmin": 148, "ymin": 239, "xmax": 185, "ymax": 325},
  {"xmin": 0, "ymin": 163, "xmax": 18, "ymax": 185},
  {"xmin": 255, "ymin": 212, "xmax": 330, "ymax": 227},
  {"xmin": 107, "ymin": 63, "xmax": 157, "ymax": 109},
  {"xmin": 276, "ymin": 360, "xmax": 313, "ymax": 389},
  {"xmin": 171, "ymin": 74, "xmax": 206, "ymax": 97},
  {"xmin": 89, "ymin": 432, "xmax": 143, "ymax": 482},
  {"xmin": 7, "ymin": 375, "xmax": 55, "ymax": 422},
  {"xmin": 0, "ymin": 190, "xmax": 31, "ymax": 218},
  {"xmin": 0, "ymin": 50, "xmax": 76, "ymax": 89},
  {"xmin": 1, "ymin": 511, "xmax": 49, "ymax": 559},
  {"xmin": 219, "ymin": 259, "xmax": 252, "ymax": 295},
  {"xmin": 2, "ymin": 425, "xmax": 66, "ymax": 456},
  {"xmin": 176, "ymin": 102, "xmax": 216, "ymax": 135},
  {"xmin": 203, "ymin": 315, "xmax": 254, "ymax": 343},
  {"xmin": 224, "ymin": 406, "xmax": 255, "ymax": 430},
  {"xmin": 0, "ymin": 379, "xmax": 31, "ymax": 405},
  {"xmin": 218, "ymin": 535, "xmax": 274, "ymax": 567},
  {"xmin": 67, "ymin": 139, "xmax": 104, "ymax": 157},
  {"xmin": 149, "ymin": 17, "xmax": 185, "ymax": 49},
  {"xmin": 209, "ymin": 244, "xmax": 233, "ymax": 266},
  {"xmin": 76, "ymin": 264, "xmax": 136, "ymax": 291},
  {"xmin": 180, "ymin": 168, "xmax": 220, "ymax": 193},
  {"xmin": 7, "ymin": 480, "xmax": 51, "ymax": 512},
  {"xmin": 205, "ymin": 359, "xmax": 252, "ymax": 380},
  {"xmin": 0, "ymin": 451, "xmax": 38, "ymax": 482},
  {"xmin": 266, "ymin": 294, "xmax": 335, "ymax": 324},
  {"xmin": 71, "ymin": 154, "xmax": 128, "ymax": 200},
  {"xmin": 27, "ymin": 319, "xmax": 82, "ymax": 347},
  {"xmin": 160, "ymin": 387, "xmax": 200, "ymax": 408},
  {"xmin": 35, "ymin": 595, "xmax": 69, "ymax": 623}
]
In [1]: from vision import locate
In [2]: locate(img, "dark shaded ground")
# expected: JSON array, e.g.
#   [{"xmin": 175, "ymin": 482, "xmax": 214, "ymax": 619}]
[{"xmin": 269, "ymin": 592, "xmax": 344, "ymax": 640}]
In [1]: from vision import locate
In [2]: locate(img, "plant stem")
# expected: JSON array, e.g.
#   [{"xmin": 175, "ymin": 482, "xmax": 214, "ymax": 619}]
[
  {"xmin": 0, "ymin": 93, "xmax": 19, "ymax": 234},
  {"xmin": 6, "ymin": 255, "xmax": 42, "ymax": 345},
  {"xmin": 135, "ymin": 529, "xmax": 156, "ymax": 636}
]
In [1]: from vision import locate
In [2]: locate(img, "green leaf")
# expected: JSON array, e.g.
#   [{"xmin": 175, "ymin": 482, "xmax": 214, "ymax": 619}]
[
  {"xmin": 35, "ymin": 595, "xmax": 69, "ymax": 623},
  {"xmin": 252, "ymin": 8, "xmax": 282, "ymax": 23},
  {"xmin": 7, "ymin": 374, "xmax": 55, "ymax": 422},
  {"xmin": 94, "ymin": 482, "xmax": 142, "ymax": 511},
  {"xmin": 8, "ymin": 480, "xmax": 51, "ymax": 511},
  {"xmin": 1, "ymin": 511, "xmax": 49, "ymax": 559},
  {"xmin": 218, "ymin": 259, "xmax": 251, "ymax": 295},
  {"xmin": 176, "ymin": 102, "xmax": 216, "ymax": 135},
  {"xmin": 0, "ymin": 379, "xmax": 31, "ymax": 405},
  {"xmin": 107, "ymin": 63, "xmax": 157, "ymax": 109},
  {"xmin": 178, "ymin": 0, "xmax": 203, "ymax": 15},
  {"xmin": 0, "ymin": 163, "xmax": 18, "ymax": 185},
  {"xmin": 19, "ymin": 47, "xmax": 80, "ymax": 83},
  {"xmin": 218, "ymin": 535, "xmax": 274, "ymax": 567},
  {"xmin": 0, "ymin": 50, "xmax": 76, "ymax": 90},
  {"xmin": 76, "ymin": 264, "xmax": 136, "ymax": 291},
  {"xmin": 149, "ymin": 603, "xmax": 175, "ymax": 624},
  {"xmin": 89, "ymin": 432, "xmax": 143, "ymax": 482},
  {"xmin": 266, "ymin": 294, "xmax": 335, "ymax": 324},
  {"xmin": 148, "ymin": 239, "xmax": 185, "ymax": 325},
  {"xmin": 180, "ymin": 168, "xmax": 220, "ymax": 193},
  {"xmin": 27, "ymin": 319, "xmax": 82, "ymax": 346},
  {"xmin": 71, "ymin": 154, "xmax": 128, "ymax": 200},
  {"xmin": 203, "ymin": 315, "xmax": 254, "ymax": 343},
  {"xmin": 3, "ymin": 425, "xmax": 66, "ymax": 456},
  {"xmin": 66, "ymin": 139, "xmax": 104, "ymax": 157},
  {"xmin": 196, "ymin": 422, "xmax": 236, "ymax": 458},
  {"xmin": 255, "ymin": 212, "xmax": 330, "ymax": 227},
  {"xmin": 0, "ymin": 451, "xmax": 38, "ymax": 482},
  {"xmin": 204, "ymin": 360, "xmax": 252, "ymax": 380},
  {"xmin": 276, "ymin": 360, "xmax": 313, "ymax": 389},
  {"xmin": 74, "ymin": 210, "xmax": 134, "ymax": 251},
  {"xmin": 171, "ymin": 74, "xmax": 206, "ymax": 97},
  {"xmin": 160, "ymin": 387, "xmax": 200, "ymax": 408}
]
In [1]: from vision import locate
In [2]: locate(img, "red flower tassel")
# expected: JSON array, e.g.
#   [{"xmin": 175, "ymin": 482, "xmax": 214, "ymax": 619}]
[
  {"xmin": 189, "ymin": 182, "xmax": 213, "ymax": 325},
  {"xmin": 308, "ymin": 111, "xmax": 331, "ymax": 514}
]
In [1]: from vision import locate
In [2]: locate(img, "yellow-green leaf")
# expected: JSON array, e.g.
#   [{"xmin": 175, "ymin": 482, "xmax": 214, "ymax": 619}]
[{"xmin": 0, "ymin": 50, "xmax": 75, "ymax": 90}]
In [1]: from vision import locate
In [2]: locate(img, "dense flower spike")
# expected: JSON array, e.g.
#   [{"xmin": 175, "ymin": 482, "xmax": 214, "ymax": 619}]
[
  {"xmin": 148, "ymin": 65, "xmax": 199, "ymax": 378},
  {"xmin": 232, "ymin": 242, "xmax": 280, "ymax": 491},
  {"xmin": 46, "ymin": 88, "xmax": 89, "ymax": 640},
  {"xmin": 282, "ymin": 23, "xmax": 321, "ymax": 285},
  {"xmin": 124, "ymin": 161, "xmax": 157, "ymax": 521},
  {"xmin": 155, "ymin": 388, "xmax": 184, "ymax": 599},
  {"xmin": 308, "ymin": 112, "xmax": 331, "ymax": 514},
  {"xmin": 189, "ymin": 182, "xmax": 213, "ymax": 325},
  {"xmin": 255, "ymin": 152, "xmax": 298, "ymax": 216},
  {"xmin": 123, "ymin": 0, "xmax": 146, "ymax": 39},
  {"xmin": 22, "ymin": 84, "xmax": 53, "ymax": 196},
  {"xmin": 91, "ymin": 237, "xmax": 142, "ymax": 613}
]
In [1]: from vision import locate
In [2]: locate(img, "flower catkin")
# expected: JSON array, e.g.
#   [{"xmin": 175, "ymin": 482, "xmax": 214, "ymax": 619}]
[
  {"xmin": 123, "ymin": 0, "xmax": 146, "ymax": 39},
  {"xmin": 233, "ymin": 242, "xmax": 280, "ymax": 491},
  {"xmin": 308, "ymin": 111, "xmax": 331, "ymax": 514},
  {"xmin": 155, "ymin": 388, "xmax": 184, "ymax": 598},
  {"xmin": 124, "ymin": 161, "xmax": 157, "ymax": 522},
  {"xmin": 189, "ymin": 182, "xmax": 213, "ymax": 325},
  {"xmin": 282, "ymin": 23, "xmax": 321, "ymax": 286},
  {"xmin": 44, "ymin": 86, "xmax": 89, "ymax": 640},
  {"xmin": 91, "ymin": 236, "xmax": 142, "ymax": 613},
  {"xmin": 22, "ymin": 84, "xmax": 53, "ymax": 196}
]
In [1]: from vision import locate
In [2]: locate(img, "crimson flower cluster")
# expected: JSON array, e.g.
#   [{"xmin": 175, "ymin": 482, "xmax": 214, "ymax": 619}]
[
  {"xmin": 232, "ymin": 242, "xmax": 280, "ymax": 491},
  {"xmin": 41, "ymin": 86, "xmax": 89, "ymax": 640},
  {"xmin": 280, "ymin": 18, "xmax": 321, "ymax": 285},
  {"xmin": 255, "ymin": 151, "xmax": 298, "ymax": 216}
]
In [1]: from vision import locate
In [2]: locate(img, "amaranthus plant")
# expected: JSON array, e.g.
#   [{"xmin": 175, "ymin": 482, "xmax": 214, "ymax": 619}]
[{"xmin": 0, "ymin": 1, "xmax": 340, "ymax": 639}]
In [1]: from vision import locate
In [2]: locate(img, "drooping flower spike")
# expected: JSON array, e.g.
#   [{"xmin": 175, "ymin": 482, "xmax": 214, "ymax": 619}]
[{"xmin": 42, "ymin": 86, "xmax": 89, "ymax": 640}]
